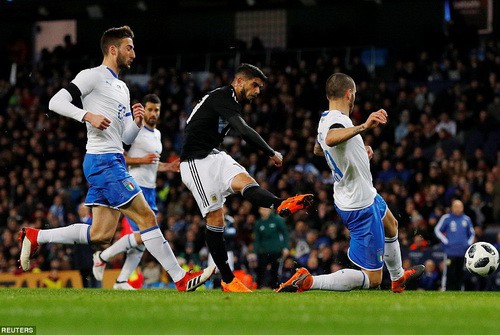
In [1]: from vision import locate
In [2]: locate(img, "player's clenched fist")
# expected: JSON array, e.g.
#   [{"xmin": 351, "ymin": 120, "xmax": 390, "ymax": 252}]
[
  {"xmin": 142, "ymin": 153, "xmax": 160, "ymax": 164},
  {"xmin": 270, "ymin": 150, "xmax": 283, "ymax": 167},
  {"xmin": 131, "ymin": 103, "xmax": 145, "ymax": 126},
  {"xmin": 364, "ymin": 109, "xmax": 388, "ymax": 129},
  {"xmin": 83, "ymin": 112, "xmax": 111, "ymax": 130}
]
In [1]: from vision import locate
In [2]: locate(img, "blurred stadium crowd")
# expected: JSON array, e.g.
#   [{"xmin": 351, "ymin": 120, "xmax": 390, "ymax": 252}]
[{"xmin": 0, "ymin": 31, "xmax": 499, "ymax": 291}]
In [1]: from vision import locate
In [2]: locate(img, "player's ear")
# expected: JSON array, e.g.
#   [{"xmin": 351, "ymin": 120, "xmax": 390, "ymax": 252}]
[
  {"xmin": 344, "ymin": 89, "xmax": 352, "ymax": 100},
  {"xmin": 109, "ymin": 44, "xmax": 118, "ymax": 56},
  {"xmin": 237, "ymin": 76, "xmax": 245, "ymax": 87}
]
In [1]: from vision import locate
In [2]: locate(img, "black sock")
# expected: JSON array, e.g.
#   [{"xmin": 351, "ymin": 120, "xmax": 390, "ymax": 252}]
[
  {"xmin": 206, "ymin": 225, "xmax": 234, "ymax": 283},
  {"xmin": 241, "ymin": 185, "xmax": 283, "ymax": 209}
]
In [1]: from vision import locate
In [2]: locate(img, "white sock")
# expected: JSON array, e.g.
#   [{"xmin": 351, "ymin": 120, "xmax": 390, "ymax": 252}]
[
  {"xmin": 101, "ymin": 234, "xmax": 138, "ymax": 262},
  {"xmin": 140, "ymin": 226, "xmax": 186, "ymax": 282},
  {"xmin": 37, "ymin": 224, "xmax": 90, "ymax": 244},
  {"xmin": 310, "ymin": 269, "xmax": 370, "ymax": 291},
  {"xmin": 116, "ymin": 247, "xmax": 145, "ymax": 283},
  {"xmin": 384, "ymin": 235, "xmax": 404, "ymax": 281}
]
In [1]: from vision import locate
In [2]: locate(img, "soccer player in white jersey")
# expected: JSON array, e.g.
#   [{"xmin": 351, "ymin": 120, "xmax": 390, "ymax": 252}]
[
  {"xmin": 18, "ymin": 26, "xmax": 214, "ymax": 292},
  {"xmin": 92, "ymin": 93, "xmax": 184, "ymax": 290},
  {"xmin": 277, "ymin": 73, "xmax": 424, "ymax": 293}
]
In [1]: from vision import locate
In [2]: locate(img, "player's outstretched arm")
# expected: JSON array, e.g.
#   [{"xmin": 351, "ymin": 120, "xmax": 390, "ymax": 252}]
[
  {"xmin": 325, "ymin": 109, "xmax": 387, "ymax": 147},
  {"xmin": 364, "ymin": 109, "xmax": 388, "ymax": 129},
  {"xmin": 227, "ymin": 114, "xmax": 276, "ymax": 158}
]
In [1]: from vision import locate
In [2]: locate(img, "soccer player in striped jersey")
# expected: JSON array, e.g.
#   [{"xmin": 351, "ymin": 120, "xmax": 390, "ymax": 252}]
[
  {"xmin": 18, "ymin": 26, "xmax": 214, "ymax": 291},
  {"xmin": 180, "ymin": 63, "xmax": 314, "ymax": 292},
  {"xmin": 277, "ymin": 73, "xmax": 424, "ymax": 293}
]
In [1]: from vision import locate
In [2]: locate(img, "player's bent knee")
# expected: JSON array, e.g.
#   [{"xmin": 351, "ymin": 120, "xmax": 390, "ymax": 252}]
[
  {"xmin": 369, "ymin": 278, "xmax": 382, "ymax": 288},
  {"xmin": 205, "ymin": 208, "xmax": 224, "ymax": 226},
  {"xmin": 365, "ymin": 271, "xmax": 383, "ymax": 288}
]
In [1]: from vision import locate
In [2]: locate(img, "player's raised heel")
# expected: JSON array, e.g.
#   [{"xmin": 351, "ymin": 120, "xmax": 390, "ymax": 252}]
[
  {"xmin": 175, "ymin": 265, "xmax": 216, "ymax": 292},
  {"xmin": 18, "ymin": 228, "xmax": 40, "ymax": 271},
  {"xmin": 275, "ymin": 267, "xmax": 313, "ymax": 293},
  {"xmin": 277, "ymin": 194, "xmax": 315, "ymax": 217},
  {"xmin": 391, "ymin": 264, "xmax": 425, "ymax": 293},
  {"xmin": 221, "ymin": 277, "xmax": 252, "ymax": 292}
]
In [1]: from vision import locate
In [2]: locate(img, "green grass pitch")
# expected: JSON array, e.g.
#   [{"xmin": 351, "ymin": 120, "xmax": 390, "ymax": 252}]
[{"xmin": 1, "ymin": 289, "xmax": 498, "ymax": 335}]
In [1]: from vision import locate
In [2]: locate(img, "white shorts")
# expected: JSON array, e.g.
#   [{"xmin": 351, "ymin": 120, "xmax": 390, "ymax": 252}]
[{"xmin": 180, "ymin": 150, "xmax": 246, "ymax": 217}]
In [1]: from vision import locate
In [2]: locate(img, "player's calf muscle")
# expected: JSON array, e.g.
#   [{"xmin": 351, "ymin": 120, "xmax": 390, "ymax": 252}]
[{"xmin": 90, "ymin": 225, "xmax": 115, "ymax": 244}]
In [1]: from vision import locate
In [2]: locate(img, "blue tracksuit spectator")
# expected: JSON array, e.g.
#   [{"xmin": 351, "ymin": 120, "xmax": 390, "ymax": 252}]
[{"xmin": 434, "ymin": 200, "xmax": 475, "ymax": 291}]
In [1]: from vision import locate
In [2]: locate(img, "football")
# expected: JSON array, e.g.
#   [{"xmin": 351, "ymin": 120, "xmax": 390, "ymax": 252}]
[{"xmin": 464, "ymin": 242, "xmax": 499, "ymax": 277}]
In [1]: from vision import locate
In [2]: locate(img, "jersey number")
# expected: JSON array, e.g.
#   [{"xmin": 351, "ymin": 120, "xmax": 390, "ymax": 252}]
[
  {"xmin": 324, "ymin": 150, "xmax": 343, "ymax": 182},
  {"xmin": 117, "ymin": 103, "xmax": 126, "ymax": 120},
  {"xmin": 186, "ymin": 94, "xmax": 209, "ymax": 124}
]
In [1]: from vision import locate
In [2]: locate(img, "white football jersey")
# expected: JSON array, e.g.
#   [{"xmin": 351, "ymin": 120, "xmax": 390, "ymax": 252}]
[
  {"xmin": 127, "ymin": 126, "xmax": 162, "ymax": 188},
  {"xmin": 316, "ymin": 110, "xmax": 376, "ymax": 210},
  {"xmin": 71, "ymin": 65, "xmax": 138, "ymax": 154}
]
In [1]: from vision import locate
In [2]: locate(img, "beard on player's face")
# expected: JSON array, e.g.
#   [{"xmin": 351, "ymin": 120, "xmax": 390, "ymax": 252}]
[
  {"xmin": 144, "ymin": 114, "xmax": 157, "ymax": 128},
  {"xmin": 348, "ymin": 93, "xmax": 355, "ymax": 114},
  {"xmin": 240, "ymin": 86, "xmax": 250, "ymax": 102}
]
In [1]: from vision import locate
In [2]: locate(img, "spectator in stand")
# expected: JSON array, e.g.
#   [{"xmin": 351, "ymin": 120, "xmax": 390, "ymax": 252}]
[
  {"xmin": 41, "ymin": 267, "xmax": 63, "ymax": 289},
  {"xmin": 435, "ymin": 112, "xmax": 457, "ymax": 138},
  {"xmin": 417, "ymin": 259, "xmax": 441, "ymax": 291},
  {"xmin": 409, "ymin": 235, "xmax": 429, "ymax": 252},
  {"xmin": 48, "ymin": 194, "xmax": 66, "ymax": 227},
  {"xmin": 394, "ymin": 109, "xmax": 410, "ymax": 144},
  {"xmin": 377, "ymin": 159, "xmax": 398, "ymax": 184}
]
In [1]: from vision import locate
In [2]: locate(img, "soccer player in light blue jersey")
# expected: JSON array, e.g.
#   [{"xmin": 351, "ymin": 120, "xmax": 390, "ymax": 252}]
[{"xmin": 19, "ymin": 26, "xmax": 214, "ymax": 291}]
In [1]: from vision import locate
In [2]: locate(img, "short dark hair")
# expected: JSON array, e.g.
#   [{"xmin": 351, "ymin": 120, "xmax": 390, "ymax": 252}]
[
  {"xmin": 325, "ymin": 73, "xmax": 355, "ymax": 99},
  {"xmin": 100, "ymin": 25, "xmax": 134, "ymax": 56},
  {"xmin": 142, "ymin": 94, "xmax": 161, "ymax": 106},
  {"xmin": 235, "ymin": 63, "xmax": 267, "ymax": 82}
]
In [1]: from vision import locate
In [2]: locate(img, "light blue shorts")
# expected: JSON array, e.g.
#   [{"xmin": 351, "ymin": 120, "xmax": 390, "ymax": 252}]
[
  {"xmin": 335, "ymin": 194, "xmax": 387, "ymax": 270},
  {"xmin": 83, "ymin": 153, "xmax": 141, "ymax": 209},
  {"xmin": 127, "ymin": 187, "xmax": 157, "ymax": 232}
]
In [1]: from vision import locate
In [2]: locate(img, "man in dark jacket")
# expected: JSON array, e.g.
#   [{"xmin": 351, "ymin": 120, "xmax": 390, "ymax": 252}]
[{"xmin": 253, "ymin": 207, "xmax": 289, "ymax": 289}]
